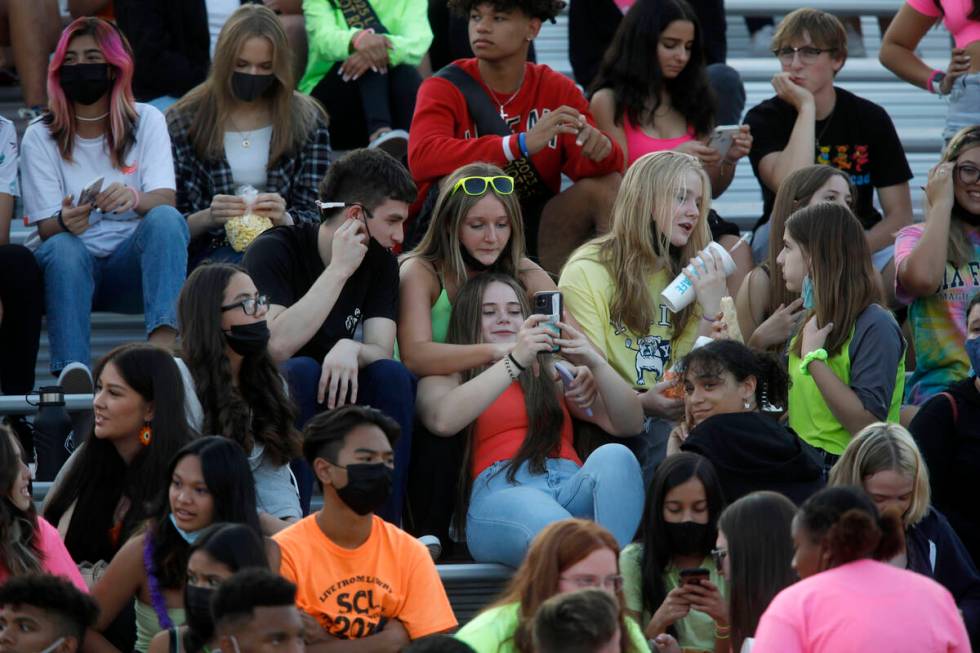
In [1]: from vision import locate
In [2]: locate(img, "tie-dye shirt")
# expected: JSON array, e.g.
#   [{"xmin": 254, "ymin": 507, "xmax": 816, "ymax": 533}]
[{"xmin": 895, "ymin": 224, "xmax": 980, "ymax": 404}]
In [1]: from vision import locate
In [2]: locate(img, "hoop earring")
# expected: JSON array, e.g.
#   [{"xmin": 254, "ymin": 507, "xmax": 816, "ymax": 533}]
[{"xmin": 138, "ymin": 422, "xmax": 152, "ymax": 447}]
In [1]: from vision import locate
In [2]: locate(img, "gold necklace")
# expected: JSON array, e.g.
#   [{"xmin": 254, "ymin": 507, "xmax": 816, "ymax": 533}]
[{"xmin": 227, "ymin": 115, "xmax": 254, "ymax": 149}]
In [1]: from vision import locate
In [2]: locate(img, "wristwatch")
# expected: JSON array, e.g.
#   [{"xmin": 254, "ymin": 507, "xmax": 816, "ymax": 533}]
[{"xmin": 930, "ymin": 71, "xmax": 948, "ymax": 95}]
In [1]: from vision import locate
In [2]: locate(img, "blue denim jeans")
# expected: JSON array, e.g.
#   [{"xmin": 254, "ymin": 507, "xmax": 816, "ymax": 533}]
[
  {"xmin": 945, "ymin": 72, "xmax": 980, "ymax": 142},
  {"xmin": 33, "ymin": 205, "xmax": 189, "ymax": 373},
  {"xmin": 284, "ymin": 356, "xmax": 416, "ymax": 525},
  {"xmin": 466, "ymin": 443, "xmax": 644, "ymax": 568}
]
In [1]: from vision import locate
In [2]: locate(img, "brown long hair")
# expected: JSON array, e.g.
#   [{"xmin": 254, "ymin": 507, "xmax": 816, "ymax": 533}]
[
  {"xmin": 762, "ymin": 166, "xmax": 856, "ymax": 327},
  {"xmin": 582, "ymin": 151, "xmax": 710, "ymax": 337},
  {"xmin": 446, "ymin": 273, "xmax": 563, "ymax": 533},
  {"xmin": 787, "ymin": 203, "xmax": 882, "ymax": 357},
  {"xmin": 489, "ymin": 519, "xmax": 636, "ymax": 653},
  {"xmin": 403, "ymin": 162, "xmax": 527, "ymax": 289},
  {"xmin": 941, "ymin": 125, "xmax": 980, "ymax": 268},
  {"xmin": 168, "ymin": 4, "xmax": 322, "ymax": 166},
  {"xmin": 0, "ymin": 426, "xmax": 42, "ymax": 576}
]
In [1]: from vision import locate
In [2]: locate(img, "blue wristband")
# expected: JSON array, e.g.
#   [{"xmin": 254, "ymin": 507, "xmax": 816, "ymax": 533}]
[{"xmin": 518, "ymin": 132, "xmax": 529, "ymax": 158}]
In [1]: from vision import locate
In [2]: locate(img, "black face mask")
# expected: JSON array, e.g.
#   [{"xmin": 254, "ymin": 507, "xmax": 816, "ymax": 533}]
[
  {"xmin": 231, "ymin": 71, "xmax": 276, "ymax": 102},
  {"xmin": 333, "ymin": 462, "xmax": 393, "ymax": 515},
  {"xmin": 664, "ymin": 521, "xmax": 712, "ymax": 555},
  {"xmin": 224, "ymin": 320, "xmax": 270, "ymax": 357},
  {"xmin": 459, "ymin": 243, "xmax": 503, "ymax": 273},
  {"xmin": 184, "ymin": 585, "xmax": 215, "ymax": 640},
  {"xmin": 60, "ymin": 63, "xmax": 111, "ymax": 106}
]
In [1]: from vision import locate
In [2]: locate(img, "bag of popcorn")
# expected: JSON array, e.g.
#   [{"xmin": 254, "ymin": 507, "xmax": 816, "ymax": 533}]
[{"xmin": 225, "ymin": 185, "xmax": 273, "ymax": 252}]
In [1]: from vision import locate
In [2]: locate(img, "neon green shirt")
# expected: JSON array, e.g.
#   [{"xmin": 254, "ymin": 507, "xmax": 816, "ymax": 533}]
[{"xmin": 300, "ymin": 0, "xmax": 433, "ymax": 94}]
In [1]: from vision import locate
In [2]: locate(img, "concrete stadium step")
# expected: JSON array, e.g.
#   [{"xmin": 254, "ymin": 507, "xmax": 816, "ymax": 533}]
[{"xmin": 34, "ymin": 313, "xmax": 146, "ymax": 381}]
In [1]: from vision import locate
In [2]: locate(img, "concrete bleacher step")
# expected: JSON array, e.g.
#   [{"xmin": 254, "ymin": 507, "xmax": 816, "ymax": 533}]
[{"xmin": 34, "ymin": 313, "xmax": 146, "ymax": 381}]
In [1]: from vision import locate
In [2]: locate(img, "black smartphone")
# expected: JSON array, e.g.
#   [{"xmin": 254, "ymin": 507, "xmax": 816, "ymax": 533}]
[
  {"xmin": 678, "ymin": 567, "xmax": 710, "ymax": 586},
  {"xmin": 533, "ymin": 291, "xmax": 562, "ymax": 353}
]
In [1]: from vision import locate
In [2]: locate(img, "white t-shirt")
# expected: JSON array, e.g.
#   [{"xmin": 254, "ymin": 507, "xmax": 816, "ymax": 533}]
[
  {"xmin": 0, "ymin": 117, "xmax": 19, "ymax": 198},
  {"xmin": 21, "ymin": 103, "xmax": 176, "ymax": 257},
  {"xmin": 224, "ymin": 125, "xmax": 272, "ymax": 190},
  {"xmin": 206, "ymin": 0, "xmax": 239, "ymax": 58}
]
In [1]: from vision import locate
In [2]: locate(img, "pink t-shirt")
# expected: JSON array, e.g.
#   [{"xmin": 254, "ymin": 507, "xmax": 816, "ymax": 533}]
[
  {"xmin": 613, "ymin": 0, "xmax": 634, "ymax": 13},
  {"xmin": 0, "ymin": 517, "xmax": 87, "ymax": 592},
  {"xmin": 905, "ymin": 0, "xmax": 980, "ymax": 48},
  {"xmin": 753, "ymin": 559, "xmax": 968, "ymax": 652},
  {"xmin": 623, "ymin": 116, "xmax": 697, "ymax": 167}
]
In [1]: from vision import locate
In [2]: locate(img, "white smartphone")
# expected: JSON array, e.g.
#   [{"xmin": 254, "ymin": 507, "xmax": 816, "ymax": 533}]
[
  {"xmin": 77, "ymin": 176, "xmax": 103, "ymax": 208},
  {"xmin": 707, "ymin": 125, "xmax": 741, "ymax": 159}
]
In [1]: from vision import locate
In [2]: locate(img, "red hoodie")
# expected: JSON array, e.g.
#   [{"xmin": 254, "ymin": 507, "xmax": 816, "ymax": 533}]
[{"xmin": 408, "ymin": 58, "xmax": 624, "ymax": 214}]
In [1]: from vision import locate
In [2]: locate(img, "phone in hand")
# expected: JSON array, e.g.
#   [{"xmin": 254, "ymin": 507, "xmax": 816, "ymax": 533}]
[
  {"xmin": 678, "ymin": 567, "xmax": 710, "ymax": 586},
  {"xmin": 555, "ymin": 361, "xmax": 593, "ymax": 416},
  {"xmin": 533, "ymin": 291, "xmax": 562, "ymax": 353},
  {"xmin": 706, "ymin": 125, "xmax": 740, "ymax": 159},
  {"xmin": 77, "ymin": 176, "xmax": 104, "ymax": 208}
]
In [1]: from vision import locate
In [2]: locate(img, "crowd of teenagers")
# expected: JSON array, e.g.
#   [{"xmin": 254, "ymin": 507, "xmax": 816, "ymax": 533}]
[{"xmin": 0, "ymin": 0, "xmax": 979, "ymax": 651}]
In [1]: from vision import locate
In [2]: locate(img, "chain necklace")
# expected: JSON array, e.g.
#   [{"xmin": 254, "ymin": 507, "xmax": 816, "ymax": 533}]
[
  {"xmin": 227, "ymin": 114, "xmax": 255, "ymax": 149},
  {"xmin": 484, "ymin": 70, "xmax": 526, "ymax": 121},
  {"xmin": 814, "ymin": 105, "xmax": 836, "ymax": 151}
]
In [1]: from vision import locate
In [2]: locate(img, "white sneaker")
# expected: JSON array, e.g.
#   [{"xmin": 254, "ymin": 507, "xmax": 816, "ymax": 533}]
[
  {"xmin": 418, "ymin": 534, "xmax": 442, "ymax": 561},
  {"xmin": 57, "ymin": 362, "xmax": 93, "ymax": 444},
  {"xmin": 750, "ymin": 25, "xmax": 775, "ymax": 57},
  {"xmin": 368, "ymin": 129, "xmax": 409, "ymax": 163}
]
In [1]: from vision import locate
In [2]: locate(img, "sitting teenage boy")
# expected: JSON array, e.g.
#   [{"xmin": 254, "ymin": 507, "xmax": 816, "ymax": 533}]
[
  {"xmin": 408, "ymin": 0, "xmax": 624, "ymax": 273},
  {"xmin": 211, "ymin": 569, "xmax": 305, "ymax": 653},
  {"xmin": 744, "ymin": 8, "xmax": 913, "ymax": 300},
  {"xmin": 0, "ymin": 574, "xmax": 99, "ymax": 653},
  {"xmin": 242, "ymin": 148, "xmax": 417, "ymax": 523},
  {"xmin": 273, "ymin": 406, "xmax": 457, "ymax": 649}
]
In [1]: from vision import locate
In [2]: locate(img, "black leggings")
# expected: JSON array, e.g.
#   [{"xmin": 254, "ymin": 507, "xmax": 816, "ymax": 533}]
[
  {"xmin": 310, "ymin": 64, "xmax": 421, "ymax": 150},
  {"xmin": 0, "ymin": 244, "xmax": 43, "ymax": 394}
]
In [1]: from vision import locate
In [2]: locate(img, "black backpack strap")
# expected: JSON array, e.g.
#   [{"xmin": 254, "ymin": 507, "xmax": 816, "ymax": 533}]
[{"xmin": 434, "ymin": 64, "xmax": 511, "ymax": 137}]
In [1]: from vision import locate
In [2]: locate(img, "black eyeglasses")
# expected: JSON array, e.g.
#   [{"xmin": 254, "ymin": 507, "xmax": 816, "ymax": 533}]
[
  {"xmin": 711, "ymin": 547, "xmax": 728, "ymax": 572},
  {"xmin": 773, "ymin": 46, "xmax": 837, "ymax": 64},
  {"xmin": 956, "ymin": 164, "xmax": 980, "ymax": 185},
  {"xmin": 220, "ymin": 294, "xmax": 269, "ymax": 316}
]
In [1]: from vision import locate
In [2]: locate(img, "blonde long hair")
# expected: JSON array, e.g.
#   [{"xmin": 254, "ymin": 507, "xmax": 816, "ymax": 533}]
[
  {"xmin": 828, "ymin": 423, "xmax": 930, "ymax": 528},
  {"xmin": 404, "ymin": 162, "xmax": 526, "ymax": 288},
  {"xmin": 584, "ymin": 151, "xmax": 710, "ymax": 337},
  {"xmin": 169, "ymin": 4, "xmax": 322, "ymax": 165},
  {"xmin": 942, "ymin": 125, "xmax": 980, "ymax": 269}
]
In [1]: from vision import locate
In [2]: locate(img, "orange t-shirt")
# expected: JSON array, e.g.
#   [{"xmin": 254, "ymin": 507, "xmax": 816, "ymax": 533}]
[
  {"xmin": 274, "ymin": 514, "xmax": 457, "ymax": 640},
  {"xmin": 471, "ymin": 382, "xmax": 582, "ymax": 478}
]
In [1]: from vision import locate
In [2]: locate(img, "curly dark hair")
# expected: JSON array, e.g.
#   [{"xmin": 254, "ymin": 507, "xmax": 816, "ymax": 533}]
[
  {"xmin": 447, "ymin": 0, "xmax": 566, "ymax": 22},
  {"xmin": 589, "ymin": 0, "xmax": 714, "ymax": 137},
  {"xmin": 0, "ymin": 574, "xmax": 99, "ymax": 645}
]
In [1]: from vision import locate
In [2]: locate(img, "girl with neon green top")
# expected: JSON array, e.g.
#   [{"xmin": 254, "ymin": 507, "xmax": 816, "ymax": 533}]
[
  {"xmin": 455, "ymin": 518, "xmax": 650, "ymax": 653},
  {"xmin": 620, "ymin": 453, "xmax": 729, "ymax": 653},
  {"xmin": 398, "ymin": 162, "xmax": 560, "ymax": 378},
  {"xmin": 777, "ymin": 202, "xmax": 906, "ymax": 461}
]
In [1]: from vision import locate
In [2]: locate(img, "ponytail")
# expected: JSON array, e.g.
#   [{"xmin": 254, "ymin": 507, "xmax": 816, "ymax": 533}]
[{"xmin": 799, "ymin": 487, "xmax": 906, "ymax": 569}]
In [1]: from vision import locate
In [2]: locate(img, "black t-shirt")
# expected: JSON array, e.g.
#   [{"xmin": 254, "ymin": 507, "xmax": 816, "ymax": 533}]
[
  {"xmin": 744, "ymin": 87, "xmax": 913, "ymax": 230},
  {"xmin": 242, "ymin": 222, "xmax": 399, "ymax": 362}
]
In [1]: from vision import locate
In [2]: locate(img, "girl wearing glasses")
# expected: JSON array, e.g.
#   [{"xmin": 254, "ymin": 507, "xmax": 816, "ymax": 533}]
[
  {"xmin": 589, "ymin": 0, "xmax": 753, "ymax": 295},
  {"xmin": 456, "ymin": 519, "xmax": 650, "ymax": 653},
  {"xmin": 168, "ymin": 4, "xmax": 329, "ymax": 269},
  {"xmin": 176, "ymin": 264, "xmax": 302, "ymax": 534},
  {"xmin": 896, "ymin": 125, "xmax": 980, "ymax": 406},
  {"xmin": 416, "ymin": 272, "xmax": 644, "ymax": 568},
  {"xmin": 621, "ymin": 452, "xmax": 728, "ymax": 653}
]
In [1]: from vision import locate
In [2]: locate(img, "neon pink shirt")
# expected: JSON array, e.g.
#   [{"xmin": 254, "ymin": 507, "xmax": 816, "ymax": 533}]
[
  {"xmin": 0, "ymin": 517, "xmax": 87, "ymax": 591},
  {"xmin": 753, "ymin": 559, "xmax": 968, "ymax": 652},
  {"xmin": 623, "ymin": 115, "xmax": 696, "ymax": 167},
  {"xmin": 905, "ymin": 0, "xmax": 980, "ymax": 48},
  {"xmin": 613, "ymin": 0, "xmax": 635, "ymax": 12}
]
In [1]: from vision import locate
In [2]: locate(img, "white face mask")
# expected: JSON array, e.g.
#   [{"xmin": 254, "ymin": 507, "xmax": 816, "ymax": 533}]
[{"xmin": 38, "ymin": 637, "xmax": 65, "ymax": 653}]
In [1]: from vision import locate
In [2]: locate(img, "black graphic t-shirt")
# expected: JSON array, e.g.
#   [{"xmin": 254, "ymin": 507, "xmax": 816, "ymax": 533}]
[
  {"xmin": 243, "ymin": 222, "xmax": 399, "ymax": 362},
  {"xmin": 745, "ymin": 86, "xmax": 913, "ymax": 230}
]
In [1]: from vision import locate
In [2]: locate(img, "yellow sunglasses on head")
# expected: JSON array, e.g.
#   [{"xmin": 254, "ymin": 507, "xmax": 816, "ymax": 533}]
[{"xmin": 451, "ymin": 175, "xmax": 515, "ymax": 197}]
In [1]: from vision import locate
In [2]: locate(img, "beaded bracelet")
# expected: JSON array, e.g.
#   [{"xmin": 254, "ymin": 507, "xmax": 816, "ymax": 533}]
[{"xmin": 503, "ymin": 356, "xmax": 520, "ymax": 380}]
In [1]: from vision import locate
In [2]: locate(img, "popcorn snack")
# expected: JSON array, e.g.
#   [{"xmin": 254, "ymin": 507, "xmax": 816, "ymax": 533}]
[
  {"xmin": 662, "ymin": 369, "xmax": 684, "ymax": 399},
  {"xmin": 720, "ymin": 296, "xmax": 743, "ymax": 343},
  {"xmin": 225, "ymin": 213, "xmax": 273, "ymax": 252}
]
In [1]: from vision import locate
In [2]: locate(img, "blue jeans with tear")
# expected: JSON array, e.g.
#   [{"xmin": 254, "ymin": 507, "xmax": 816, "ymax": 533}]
[{"xmin": 466, "ymin": 443, "xmax": 644, "ymax": 568}]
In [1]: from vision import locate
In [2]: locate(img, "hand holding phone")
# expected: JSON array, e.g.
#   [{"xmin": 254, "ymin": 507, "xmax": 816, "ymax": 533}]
[
  {"xmin": 555, "ymin": 362, "xmax": 593, "ymax": 416},
  {"xmin": 533, "ymin": 291, "xmax": 562, "ymax": 354},
  {"xmin": 706, "ymin": 125, "xmax": 740, "ymax": 160},
  {"xmin": 678, "ymin": 567, "xmax": 710, "ymax": 586}
]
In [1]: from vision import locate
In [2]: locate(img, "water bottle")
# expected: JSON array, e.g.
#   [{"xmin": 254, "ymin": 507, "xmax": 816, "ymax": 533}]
[{"xmin": 32, "ymin": 386, "xmax": 73, "ymax": 481}]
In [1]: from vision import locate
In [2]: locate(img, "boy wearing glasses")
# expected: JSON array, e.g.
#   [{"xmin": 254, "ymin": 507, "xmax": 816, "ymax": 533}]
[
  {"xmin": 744, "ymin": 8, "xmax": 913, "ymax": 292},
  {"xmin": 242, "ymin": 148, "xmax": 418, "ymax": 523},
  {"xmin": 408, "ymin": 0, "xmax": 624, "ymax": 273}
]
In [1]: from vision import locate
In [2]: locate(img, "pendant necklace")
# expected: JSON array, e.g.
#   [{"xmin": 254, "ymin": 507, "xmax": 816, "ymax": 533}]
[
  {"xmin": 485, "ymin": 70, "xmax": 525, "ymax": 121},
  {"xmin": 227, "ymin": 115, "xmax": 254, "ymax": 149}
]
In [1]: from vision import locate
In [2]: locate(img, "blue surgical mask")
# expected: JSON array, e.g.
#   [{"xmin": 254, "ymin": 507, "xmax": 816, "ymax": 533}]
[
  {"xmin": 967, "ymin": 337, "xmax": 980, "ymax": 376},
  {"xmin": 801, "ymin": 276, "xmax": 815, "ymax": 310},
  {"xmin": 169, "ymin": 513, "xmax": 202, "ymax": 544}
]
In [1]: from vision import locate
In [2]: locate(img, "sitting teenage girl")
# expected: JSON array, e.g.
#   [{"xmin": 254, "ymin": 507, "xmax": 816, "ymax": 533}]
[
  {"xmin": 168, "ymin": 4, "xmax": 330, "ymax": 268},
  {"xmin": 416, "ymin": 272, "xmax": 645, "ymax": 568},
  {"xmin": 778, "ymin": 202, "xmax": 906, "ymax": 467}
]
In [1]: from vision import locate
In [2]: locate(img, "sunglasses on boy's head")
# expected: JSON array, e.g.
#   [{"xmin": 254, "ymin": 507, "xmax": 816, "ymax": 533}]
[{"xmin": 450, "ymin": 175, "xmax": 515, "ymax": 197}]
